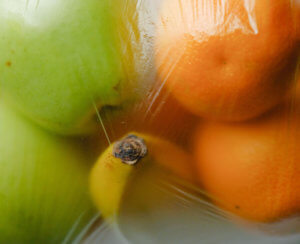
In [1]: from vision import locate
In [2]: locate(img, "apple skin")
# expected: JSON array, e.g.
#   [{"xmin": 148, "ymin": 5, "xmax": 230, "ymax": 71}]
[
  {"xmin": 0, "ymin": 0, "xmax": 137, "ymax": 134},
  {"xmin": 0, "ymin": 99, "xmax": 97, "ymax": 243}
]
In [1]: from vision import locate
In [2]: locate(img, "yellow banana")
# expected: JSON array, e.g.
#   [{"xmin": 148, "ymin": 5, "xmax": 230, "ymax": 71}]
[{"xmin": 89, "ymin": 132, "xmax": 196, "ymax": 221}]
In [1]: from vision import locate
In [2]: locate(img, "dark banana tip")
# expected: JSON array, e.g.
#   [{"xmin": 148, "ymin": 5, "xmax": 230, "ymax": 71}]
[{"xmin": 113, "ymin": 134, "xmax": 147, "ymax": 165}]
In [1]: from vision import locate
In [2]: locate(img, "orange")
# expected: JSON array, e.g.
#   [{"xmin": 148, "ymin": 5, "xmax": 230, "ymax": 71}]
[
  {"xmin": 155, "ymin": 0, "xmax": 299, "ymax": 121},
  {"xmin": 193, "ymin": 90, "xmax": 300, "ymax": 222}
]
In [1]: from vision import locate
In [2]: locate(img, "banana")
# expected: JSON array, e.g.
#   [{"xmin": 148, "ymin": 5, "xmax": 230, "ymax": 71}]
[{"xmin": 89, "ymin": 132, "xmax": 196, "ymax": 221}]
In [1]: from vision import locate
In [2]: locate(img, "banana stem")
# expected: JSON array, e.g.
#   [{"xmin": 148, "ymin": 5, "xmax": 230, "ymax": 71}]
[{"xmin": 113, "ymin": 134, "xmax": 147, "ymax": 165}]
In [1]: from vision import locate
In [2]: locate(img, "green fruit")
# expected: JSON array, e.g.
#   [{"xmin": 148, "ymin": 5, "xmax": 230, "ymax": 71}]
[
  {"xmin": 0, "ymin": 0, "xmax": 138, "ymax": 134},
  {"xmin": 0, "ymin": 99, "xmax": 96, "ymax": 243}
]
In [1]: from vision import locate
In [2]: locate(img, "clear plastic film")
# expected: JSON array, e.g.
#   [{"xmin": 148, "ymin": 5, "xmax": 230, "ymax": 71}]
[{"xmin": 0, "ymin": 0, "xmax": 299, "ymax": 243}]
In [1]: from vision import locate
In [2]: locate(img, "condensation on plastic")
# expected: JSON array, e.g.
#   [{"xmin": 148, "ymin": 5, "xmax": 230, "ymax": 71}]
[{"xmin": 0, "ymin": 0, "xmax": 299, "ymax": 244}]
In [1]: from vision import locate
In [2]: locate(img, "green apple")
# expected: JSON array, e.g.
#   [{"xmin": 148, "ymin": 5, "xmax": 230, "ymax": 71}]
[
  {"xmin": 0, "ymin": 99, "xmax": 97, "ymax": 243},
  {"xmin": 0, "ymin": 0, "xmax": 138, "ymax": 134}
]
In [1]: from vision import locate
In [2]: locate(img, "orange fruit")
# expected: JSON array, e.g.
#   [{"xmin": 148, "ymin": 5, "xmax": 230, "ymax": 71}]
[
  {"xmin": 155, "ymin": 0, "xmax": 299, "ymax": 121},
  {"xmin": 193, "ymin": 94, "xmax": 300, "ymax": 222}
]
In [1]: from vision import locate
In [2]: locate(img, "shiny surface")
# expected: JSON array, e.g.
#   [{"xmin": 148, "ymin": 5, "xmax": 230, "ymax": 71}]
[
  {"xmin": 0, "ymin": 0, "xmax": 136, "ymax": 134},
  {"xmin": 155, "ymin": 0, "xmax": 299, "ymax": 121},
  {"xmin": 0, "ymin": 0, "xmax": 299, "ymax": 243}
]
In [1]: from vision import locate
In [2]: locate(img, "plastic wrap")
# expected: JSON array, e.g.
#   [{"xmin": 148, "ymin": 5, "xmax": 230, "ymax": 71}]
[{"xmin": 0, "ymin": 0, "xmax": 299, "ymax": 243}]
